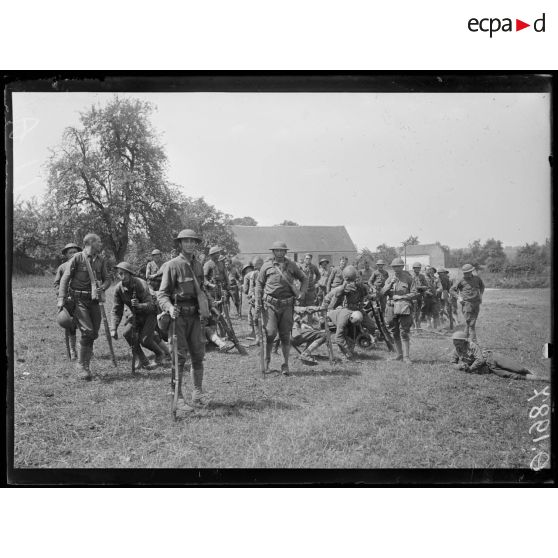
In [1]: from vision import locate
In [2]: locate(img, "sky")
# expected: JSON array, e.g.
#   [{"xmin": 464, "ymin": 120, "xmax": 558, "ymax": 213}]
[{"xmin": 11, "ymin": 91, "xmax": 551, "ymax": 250}]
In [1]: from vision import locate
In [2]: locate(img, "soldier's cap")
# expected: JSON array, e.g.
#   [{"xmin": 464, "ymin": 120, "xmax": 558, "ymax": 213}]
[
  {"xmin": 462, "ymin": 263, "xmax": 475, "ymax": 273},
  {"xmin": 270, "ymin": 241, "xmax": 288, "ymax": 251},
  {"xmin": 62, "ymin": 242, "xmax": 81, "ymax": 255},
  {"xmin": 438, "ymin": 267, "xmax": 448, "ymax": 274},
  {"xmin": 115, "ymin": 261, "xmax": 135, "ymax": 275},
  {"xmin": 319, "ymin": 258, "xmax": 329, "ymax": 265},
  {"xmin": 209, "ymin": 246, "xmax": 223, "ymax": 256},
  {"xmin": 151, "ymin": 249, "xmax": 162, "ymax": 256},
  {"xmin": 57, "ymin": 306, "xmax": 74, "ymax": 329},
  {"xmin": 390, "ymin": 257, "xmax": 405, "ymax": 267},
  {"xmin": 412, "ymin": 262, "xmax": 422, "ymax": 268},
  {"xmin": 376, "ymin": 259, "xmax": 386, "ymax": 265},
  {"xmin": 452, "ymin": 331, "xmax": 468, "ymax": 341},
  {"xmin": 175, "ymin": 229, "xmax": 202, "ymax": 242},
  {"xmin": 342, "ymin": 265, "xmax": 358, "ymax": 280}
]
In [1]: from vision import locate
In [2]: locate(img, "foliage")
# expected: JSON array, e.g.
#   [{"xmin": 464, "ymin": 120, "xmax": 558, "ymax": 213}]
[
  {"xmin": 401, "ymin": 235, "xmax": 419, "ymax": 246},
  {"xmin": 276, "ymin": 220, "xmax": 299, "ymax": 226},
  {"xmin": 374, "ymin": 243, "xmax": 399, "ymax": 264},
  {"xmin": 13, "ymin": 199, "xmax": 50, "ymax": 257},
  {"xmin": 230, "ymin": 216, "xmax": 258, "ymax": 226}
]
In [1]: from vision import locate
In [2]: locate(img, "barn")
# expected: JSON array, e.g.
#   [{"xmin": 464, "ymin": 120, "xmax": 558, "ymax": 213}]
[
  {"xmin": 401, "ymin": 243, "xmax": 446, "ymax": 269},
  {"xmin": 230, "ymin": 225, "xmax": 358, "ymax": 266}
]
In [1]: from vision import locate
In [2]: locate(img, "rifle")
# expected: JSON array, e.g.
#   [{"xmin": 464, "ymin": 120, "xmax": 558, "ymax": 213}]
[
  {"xmin": 64, "ymin": 329, "xmax": 71, "ymax": 360},
  {"xmin": 91, "ymin": 270, "xmax": 117, "ymax": 368},
  {"xmin": 219, "ymin": 294, "xmax": 248, "ymax": 355},
  {"xmin": 257, "ymin": 305, "xmax": 266, "ymax": 376},
  {"xmin": 171, "ymin": 294, "xmax": 180, "ymax": 421},
  {"xmin": 322, "ymin": 308, "xmax": 335, "ymax": 369},
  {"xmin": 130, "ymin": 284, "xmax": 139, "ymax": 374},
  {"xmin": 366, "ymin": 297, "xmax": 395, "ymax": 352}
]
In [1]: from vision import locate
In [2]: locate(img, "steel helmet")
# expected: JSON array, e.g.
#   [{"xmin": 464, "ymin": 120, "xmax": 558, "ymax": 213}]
[
  {"xmin": 62, "ymin": 242, "xmax": 81, "ymax": 255},
  {"xmin": 270, "ymin": 241, "xmax": 288, "ymax": 251},
  {"xmin": 252, "ymin": 256, "xmax": 264, "ymax": 267},
  {"xmin": 412, "ymin": 262, "xmax": 422, "ymax": 269},
  {"xmin": 242, "ymin": 264, "xmax": 254, "ymax": 274},
  {"xmin": 438, "ymin": 267, "xmax": 448, "ymax": 274},
  {"xmin": 376, "ymin": 259, "xmax": 386, "ymax": 265},
  {"xmin": 342, "ymin": 265, "xmax": 358, "ymax": 280},
  {"xmin": 349, "ymin": 310, "xmax": 364, "ymax": 324},
  {"xmin": 151, "ymin": 249, "xmax": 162, "ymax": 256},
  {"xmin": 115, "ymin": 261, "xmax": 135, "ymax": 275},
  {"xmin": 429, "ymin": 267, "xmax": 437, "ymax": 273},
  {"xmin": 57, "ymin": 307, "xmax": 74, "ymax": 329},
  {"xmin": 319, "ymin": 258, "xmax": 329, "ymax": 265},
  {"xmin": 209, "ymin": 246, "xmax": 222, "ymax": 256},
  {"xmin": 462, "ymin": 264, "xmax": 475, "ymax": 273},
  {"xmin": 391, "ymin": 258, "xmax": 405, "ymax": 267},
  {"xmin": 452, "ymin": 331, "xmax": 468, "ymax": 341},
  {"xmin": 175, "ymin": 229, "xmax": 202, "ymax": 242}
]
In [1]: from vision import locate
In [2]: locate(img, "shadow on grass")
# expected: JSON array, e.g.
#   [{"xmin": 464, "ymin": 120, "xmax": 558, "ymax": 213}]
[
  {"xmin": 293, "ymin": 367, "xmax": 361, "ymax": 377},
  {"xmin": 96, "ymin": 369, "xmax": 169, "ymax": 383}
]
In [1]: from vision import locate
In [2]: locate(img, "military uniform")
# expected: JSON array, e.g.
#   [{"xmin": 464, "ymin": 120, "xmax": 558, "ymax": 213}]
[
  {"xmin": 58, "ymin": 251, "xmax": 111, "ymax": 372},
  {"xmin": 368, "ymin": 268, "xmax": 389, "ymax": 312},
  {"xmin": 316, "ymin": 263, "xmax": 331, "ymax": 305},
  {"xmin": 326, "ymin": 264, "xmax": 346, "ymax": 293},
  {"xmin": 437, "ymin": 271, "xmax": 455, "ymax": 329},
  {"xmin": 145, "ymin": 259, "xmax": 163, "ymax": 292},
  {"xmin": 291, "ymin": 311, "xmax": 327, "ymax": 363},
  {"xmin": 299, "ymin": 260, "xmax": 320, "ymax": 306},
  {"xmin": 227, "ymin": 266, "xmax": 242, "ymax": 314},
  {"xmin": 451, "ymin": 272, "xmax": 485, "ymax": 341},
  {"xmin": 422, "ymin": 272, "xmax": 442, "ymax": 328},
  {"xmin": 327, "ymin": 307, "xmax": 356, "ymax": 357},
  {"xmin": 410, "ymin": 270, "xmax": 428, "ymax": 328},
  {"xmin": 203, "ymin": 257, "xmax": 230, "ymax": 301}
]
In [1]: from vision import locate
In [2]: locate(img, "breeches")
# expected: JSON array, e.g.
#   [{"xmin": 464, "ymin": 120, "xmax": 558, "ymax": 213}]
[
  {"xmin": 73, "ymin": 297, "xmax": 101, "ymax": 345},
  {"xmin": 263, "ymin": 303, "xmax": 293, "ymax": 344},
  {"xmin": 174, "ymin": 313, "xmax": 205, "ymax": 369},
  {"xmin": 123, "ymin": 314, "xmax": 157, "ymax": 348},
  {"xmin": 487, "ymin": 352, "xmax": 533, "ymax": 380},
  {"xmin": 386, "ymin": 314, "xmax": 413, "ymax": 342}
]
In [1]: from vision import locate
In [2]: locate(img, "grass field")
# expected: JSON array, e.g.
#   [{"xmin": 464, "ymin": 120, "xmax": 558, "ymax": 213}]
[{"xmin": 11, "ymin": 275, "xmax": 552, "ymax": 469}]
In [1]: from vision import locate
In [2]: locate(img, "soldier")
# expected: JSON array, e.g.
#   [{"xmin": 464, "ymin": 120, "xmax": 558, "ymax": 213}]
[
  {"xmin": 54, "ymin": 242, "xmax": 82, "ymax": 360},
  {"xmin": 450, "ymin": 331, "xmax": 545, "ymax": 381},
  {"xmin": 225, "ymin": 257, "xmax": 242, "ymax": 316},
  {"xmin": 359, "ymin": 259, "xmax": 373, "ymax": 284},
  {"xmin": 158, "ymin": 229, "xmax": 212, "ymax": 412},
  {"xmin": 57, "ymin": 233, "xmax": 111, "ymax": 380},
  {"xmin": 326, "ymin": 256, "xmax": 348, "ymax": 293},
  {"xmin": 451, "ymin": 263, "xmax": 485, "ymax": 342},
  {"xmin": 255, "ymin": 241, "xmax": 308, "ymax": 375},
  {"xmin": 368, "ymin": 259, "xmax": 389, "ymax": 314},
  {"xmin": 423, "ymin": 266, "xmax": 443, "ymax": 329},
  {"xmin": 326, "ymin": 308, "xmax": 365, "ymax": 361},
  {"xmin": 145, "ymin": 249, "xmax": 164, "ymax": 292},
  {"xmin": 204, "ymin": 246, "xmax": 230, "ymax": 302},
  {"xmin": 110, "ymin": 262, "xmax": 168, "ymax": 370},
  {"xmin": 291, "ymin": 308, "xmax": 328, "ymax": 365},
  {"xmin": 299, "ymin": 253, "xmax": 320, "ymax": 306},
  {"xmin": 244, "ymin": 257, "xmax": 263, "ymax": 341},
  {"xmin": 437, "ymin": 268, "xmax": 455, "ymax": 330},
  {"xmin": 410, "ymin": 262, "xmax": 428, "ymax": 330},
  {"xmin": 381, "ymin": 258, "xmax": 417, "ymax": 363},
  {"xmin": 316, "ymin": 258, "xmax": 331, "ymax": 305}
]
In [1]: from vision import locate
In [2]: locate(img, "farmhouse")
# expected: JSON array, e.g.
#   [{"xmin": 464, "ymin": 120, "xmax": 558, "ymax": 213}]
[
  {"xmin": 400, "ymin": 243, "xmax": 446, "ymax": 269},
  {"xmin": 231, "ymin": 225, "xmax": 358, "ymax": 266}
]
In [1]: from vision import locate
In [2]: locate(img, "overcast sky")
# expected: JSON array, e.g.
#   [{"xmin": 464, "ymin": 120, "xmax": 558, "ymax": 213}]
[{"xmin": 12, "ymin": 91, "xmax": 551, "ymax": 250}]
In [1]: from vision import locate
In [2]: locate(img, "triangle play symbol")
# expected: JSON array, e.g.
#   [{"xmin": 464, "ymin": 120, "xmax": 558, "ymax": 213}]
[{"xmin": 516, "ymin": 19, "xmax": 530, "ymax": 31}]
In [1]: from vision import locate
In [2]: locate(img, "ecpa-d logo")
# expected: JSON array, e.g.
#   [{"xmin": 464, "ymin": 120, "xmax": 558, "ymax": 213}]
[{"xmin": 468, "ymin": 13, "xmax": 546, "ymax": 37}]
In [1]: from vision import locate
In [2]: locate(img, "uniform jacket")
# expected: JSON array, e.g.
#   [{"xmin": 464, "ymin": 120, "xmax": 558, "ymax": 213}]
[
  {"xmin": 54, "ymin": 261, "xmax": 70, "ymax": 291},
  {"xmin": 58, "ymin": 251, "xmax": 110, "ymax": 299},
  {"xmin": 228, "ymin": 268, "xmax": 241, "ymax": 290},
  {"xmin": 410, "ymin": 272, "xmax": 428, "ymax": 294},
  {"xmin": 256, "ymin": 257, "xmax": 308, "ymax": 302},
  {"xmin": 368, "ymin": 269, "xmax": 389, "ymax": 292},
  {"xmin": 317, "ymin": 266, "xmax": 331, "ymax": 288},
  {"xmin": 424, "ymin": 274, "xmax": 443, "ymax": 297},
  {"xmin": 326, "ymin": 266, "xmax": 346, "ymax": 292},
  {"xmin": 450, "ymin": 341, "xmax": 488, "ymax": 371},
  {"xmin": 381, "ymin": 272, "xmax": 417, "ymax": 315},
  {"xmin": 438, "ymin": 274, "xmax": 452, "ymax": 292},
  {"xmin": 203, "ymin": 258, "xmax": 230, "ymax": 291},
  {"xmin": 451, "ymin": 275, "xmax": 485, "ymax": 304},
  {"xmin": 328, "ymin": 307, "xmax": 353, "ymax": 330},
  {"xmin": 322, "ymin": 282, "xmax": 368, "ymax": 310},
  {"xmin": 299, "ymin": 262, "xmax": 320, "ymax": 289},
  {"xmin": 111, "ymin": 276, "xmax": 157, "ymax": 330}
]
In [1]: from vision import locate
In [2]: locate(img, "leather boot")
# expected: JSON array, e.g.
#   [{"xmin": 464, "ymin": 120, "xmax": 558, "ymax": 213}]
[
  {"xmin": 76, "ymin": 343, "xmax": 92, "ymax": 380},
  {"xmin": 402, "ymin": 340, "xmax": 412, "ymax": 364},
  {"xmin": 155, "ymin": 341, "xmax": 172, "ymax": 365},
  {"xmin": 69, "ymin": 333, "xmax": 78, "ymax": 360},
  {"xmin": 390, "ymin": 340, "xmax": 403, "ymax": 361},
  {"xmin": 191, "ymin": 365, "xmax": 210, "ymax": 406}
]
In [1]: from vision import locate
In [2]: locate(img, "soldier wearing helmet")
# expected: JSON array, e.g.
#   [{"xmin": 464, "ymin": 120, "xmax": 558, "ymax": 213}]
[
  {"xmin": 299, "ymin": 253, "xmax": 320, "ymax": 306},
  {"xmin": 381, "ymin": 258, "xmax": 418, "ymax": 363},
  {"xmin": 203, "ymin": 246, "xmax": 231, "ymax": 302},
  {"xmin": 437, "ymin": 268, "xmax": 455, "ymax": 330},
  {"xmin": 316, "ymin": 258, "xmax": 331, "ymax": 305},
  {"xmin": 224, "ymin": 258, "xmax": 242, "ymax": 317},
  {"xmin": 157, "ymin": 229, "xmax": 211, "ymax": 411},
  {"xmin": 422, "ymin": 265, "xmax": 443, "ymax": 330},
  {"xmin": 450, "ymin": 331, "xmax": 543, "ymax": 381},
  {"xmin": 321, "ymin": 265, "xmax": 377, "ymax": 360},
  {"xmin": 110, "ymin": 262, "xmax": 169, "ymax": 370},
  {"xmin": 255, "ymin": 241, "xmax": 308, "ymax": 375},
  {"xmin": 450, "ymin": 264, "xmax": 485, "ymax": 342},
  {"xmin": 367, "ymin": 259, "xmax": 389, "ymax": 315},
  {"xmin": 57, "ymin": 233, "xmax": 111, "ymax": 380},
  {"xmin": 326, "ymin": 256, "xmax": 348, "ymax": 293},
  {"xmin": 54, "ymin": 242, "xmax": 82, "ymax": 360},
  {"xmin": 409, "ymin": 262, "xmax": 428, "ymax": 330},
  {"xmin": 145, "ymin": 249, "xmax": 164, "ymax": 292},
  {"xmin": 358, "ymin": 259, "xmax": 373, "ymax": 284},
  {"xmin": 244, "ymin": 256, "xmax": 264, "ymax": 342}
]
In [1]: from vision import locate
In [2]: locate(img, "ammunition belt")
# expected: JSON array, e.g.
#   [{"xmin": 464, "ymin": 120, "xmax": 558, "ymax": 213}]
[{"xmin": 264, "ymin": 294, "xmax": 294, "ymax": 307}]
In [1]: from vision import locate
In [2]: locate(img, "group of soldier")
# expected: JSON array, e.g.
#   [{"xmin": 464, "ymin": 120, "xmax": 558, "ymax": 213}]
[{"xmin": 54, "ymin": 231, "xmax": 546, "ymax": 416}]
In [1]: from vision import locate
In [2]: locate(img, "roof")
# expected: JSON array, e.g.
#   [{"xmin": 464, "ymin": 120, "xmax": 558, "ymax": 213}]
[
  {"xmin": 230, "ymin": 225, "xmax": 357, "ymax": 254},
  {"xmin": 401, "ymin": 243, "xmax": 443, "ymax": 256}
]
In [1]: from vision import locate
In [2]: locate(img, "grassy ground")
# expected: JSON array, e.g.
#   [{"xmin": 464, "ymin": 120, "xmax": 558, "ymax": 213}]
[{"xmin": 11, "ymin": 275, "xmax": 552, "ymax": 468}]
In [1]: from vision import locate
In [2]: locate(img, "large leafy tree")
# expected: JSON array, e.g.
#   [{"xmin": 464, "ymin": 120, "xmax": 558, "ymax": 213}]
[
  {"xmin": 230, "ymin": 216, "xmax": 258, "ymax": 226},
  {"xmin": 46, "ymin": 96, "xmax": 178, "ymax": 261}
]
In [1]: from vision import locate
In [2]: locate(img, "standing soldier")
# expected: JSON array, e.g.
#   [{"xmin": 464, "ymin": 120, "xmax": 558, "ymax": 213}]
[
  {"xmin": 204, "ymin": 246, "xmax": 230, "ymax": 302},
  {"xmin": 368, "ymin": 259, "xmax": 389, "ymax": 314},
  {"xmin": 437, "ymin": 267, "xmax": 454, "ymax": 330},
  {"xmin": 244, "ymin": 257, "xmax": 263, "ymax": 341},
  {"xmin": 326, "ymin": 256, "xmax": 348, "ymax": 293},
  {"xmin": 158, "ymin": 229, "xmax": 211, "ymax": 412},
  {"xmin": 410, "ymin": 262, "xmax": 428, "ymax": 330},
  {"xmin": 451, "ymin": 263, "xmax": 485, "ymax": 342},
  {"xmin": 299, "ymin": 253, "xmax": 320, "ymax": 306},
  {"xmin": 381, "ymin": 258, "xmax": 417, "ymax": 363},
  {"xmin": 110, "ymin": 262, "xmax": 168, "ymax": 369},
  {"xmin": 54, "ymin": 242, "xmax": 82, "ymax": 360},
  {"xmin": 57, "ymin": 234, "xmax": 111, "ymax": 380},
  {"xmin": 316, "ymin": 258, "xmax": 331, "ymax": 305},
  {"xmin": 358, "ymin": 259, "xmax": 373, "ymax": 285},
  {"xmin": 225, "ymin": 258, "xmax": 242, "ymax": 317},
  {"xmin": 423, "ymin": 266, "xmax": 443, "ymax": 329},
  {"xmin": 255, "ymin": 241, "xmax": 308, "ymax": 375},
  {"xmin": 145, "ymin": 249, "xmax": 164, "ymax": 293}
]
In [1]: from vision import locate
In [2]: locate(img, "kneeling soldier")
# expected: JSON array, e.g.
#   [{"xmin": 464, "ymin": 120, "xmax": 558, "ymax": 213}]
[
  {"xmin": 450, "ymin": 331, "xmax": 545, "ymax": 381},
  {"xmin": 255, "ymin": 241, "xmax": 308, "ymax": 375},
  {"xmin": 292, "ymin": 307, "xmax": 328, "ymax": 365},
  {"xmin": 326, "ymin": 308, "xmax": 364, "ymax": 361},
  {"xmin": 158, "ymin": 229, "xmax": 211, "ymax": 411},
  {"xmin": 111, "ymin": 262, "xmax": 167, "ymax": 370}
]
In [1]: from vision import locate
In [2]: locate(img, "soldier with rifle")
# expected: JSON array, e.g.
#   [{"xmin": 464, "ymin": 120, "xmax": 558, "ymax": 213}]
[
  {"xmin": 437, "ymin": 267, "xmax": 455, "ymax": 330},
  {"xmin": 368, "ymin": 259, "xmax": 389, "ymax": 315},
  {"xmin": 54, "ymin": 242, "xmax": 81, "ymax": 360},
  {"xmin": 451, "ymin": 263, "xmax": 485, "ymax": 342},
  {"xmin": 255, "ymin": 241, "xmax": 308, "ymax": 376},
  {"xmin": 110, "ymin": 262, "xmax": 169, "ymax": 371},
  {"xmin": 158, "ymin": 229, "xmax": 212, "ymax": 412},
  {"xmin": 423, "ymin": 266, "xmax": 443, "ymax": 329},
  {"xmin": 244, "ymin": 257, "xmax": 263, "ymax": 342},
  {"xmin": 145, "ymin": 249, "xmax": 164, "ymax": 292},
  {"xmin": 204, "ymin": 246, "xmax": 230, "ymax": 302},
  {"xmin": 57, "ymin": 233, "xmax": 111, "ymax": 380},
  {"xmin": 410, "ymin": 262, "xmax": 428, "ymax": 330}
]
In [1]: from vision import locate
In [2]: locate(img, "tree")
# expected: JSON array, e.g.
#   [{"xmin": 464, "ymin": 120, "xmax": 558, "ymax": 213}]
[
  {"xmin": 230, "ymin": 216, "xmax": 258, "ymax": 226},
  {"xmin": 357, "ymin": 247, "xmax": 375, "ymax": 266},
  {"xmin": 13, "ymin": 199, "xmax": 50, "ymax": 258},
  {"xmin": 276, "ymin": 220, "xmax": 299, "ymax": 226},
  {"xmin": 375, "ymin": 243, "xmax": 398, "ymax": 264},
  {"xmin": 402, "ymin": 235, "xmax": 419, "ymax": 246},
  {"xmin": 46, "ymin": 96, "xmax": 179, "ymax": 261}
]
